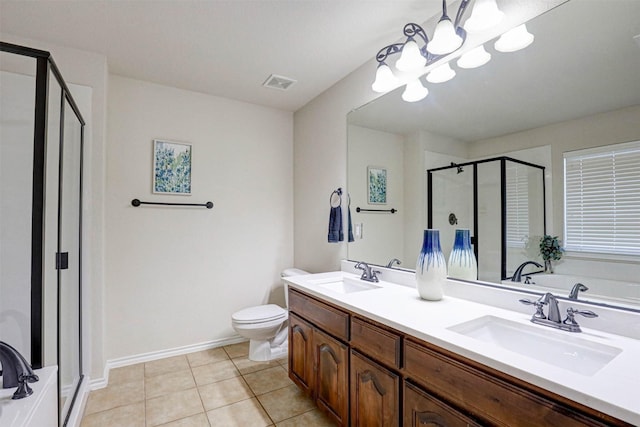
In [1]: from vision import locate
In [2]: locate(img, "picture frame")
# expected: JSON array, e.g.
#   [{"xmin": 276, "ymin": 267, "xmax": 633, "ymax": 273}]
[
  {"xmin": 367, "ymin": 166, "xmax": 387, "ymax": 204},
  {"xmin": 153, "ymin": 139, "xmax": 192, "ymax": 195}
]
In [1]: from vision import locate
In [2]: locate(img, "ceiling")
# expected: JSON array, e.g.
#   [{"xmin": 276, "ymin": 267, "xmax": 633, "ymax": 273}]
[
  {"xmin": 0, "ymin": 0, "xmax": 448, "ymax": 112},
  {"xmin": 348, "ymin": 0, "xmax": 640, "ymax": 141}
]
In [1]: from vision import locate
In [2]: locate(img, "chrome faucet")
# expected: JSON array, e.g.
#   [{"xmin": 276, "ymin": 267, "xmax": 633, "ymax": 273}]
[
  {"xmin": 569, "ymin": 283, "xmax": 588, "ymax": 299},
  {"xmin": 511, "ymin": 261, "xmax": 543, "ymax": 282},
  {"xmin": 386, "ymin": 258, "xmax": 402, "ymax": 268},
  {"xmin": 355, "ymin": 262, "xmax": 380, "ymax": 283},
  {"xmin": 0, "ymin": 341, "xmax": 39, "ymax": 399},
  {"xmin": 519, "ymin": 292, "xmax": 597, "ymax": 333}
]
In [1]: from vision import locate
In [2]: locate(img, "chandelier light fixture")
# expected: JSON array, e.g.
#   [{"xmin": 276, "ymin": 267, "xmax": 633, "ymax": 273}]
[{"xmin": 371, "ymin": 0, "xmax": 534, "ymax": 102}]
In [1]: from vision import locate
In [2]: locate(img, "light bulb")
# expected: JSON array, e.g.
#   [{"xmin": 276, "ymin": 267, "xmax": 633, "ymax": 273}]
[
  {"xmin": 396, "ymin": 38, "xmax": 426, "ymax": 72},
  {"xmin": 457, "ymin": 45, "xmax": 491, "ymax": 69},
  {"xmin": 371, "ymin": 63, "xmax": 400, "ymax": 93},
  {"xmin": 495, "ymin": 24, "xmax": 535, "ymax": 52},
  {"xmin": 427, "ymin": 17, "xmax": 463, "ymax": 55},
  {"xmin": 402, "ymin": 79, "xmax": 429, "ymax": 102},
  {"xmin": 464, "ymin": 0, "xmax": 504, "ymax": 33},
  {"xmin": 427, "ymin": 62, "xmax": 456, "ymax": 83}
]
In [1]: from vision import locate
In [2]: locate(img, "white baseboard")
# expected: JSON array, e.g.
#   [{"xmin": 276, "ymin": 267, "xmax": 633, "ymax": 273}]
[{"xmin": 89, "ymin": 335, "xmax": 247, "ymax": 391}]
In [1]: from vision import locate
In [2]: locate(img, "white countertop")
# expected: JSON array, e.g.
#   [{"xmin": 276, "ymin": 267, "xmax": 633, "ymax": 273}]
[{"xmin": 284, "ymin": 271, "xmax": 640, "ymax": 425}]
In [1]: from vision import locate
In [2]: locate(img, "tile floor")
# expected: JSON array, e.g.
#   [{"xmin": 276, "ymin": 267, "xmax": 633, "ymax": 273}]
[{"xmin": 80, "ymin": 342, "xmax": 335, "ymax": 426}]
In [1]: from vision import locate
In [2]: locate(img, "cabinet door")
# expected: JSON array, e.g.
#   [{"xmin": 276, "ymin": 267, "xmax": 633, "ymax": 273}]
[
  {"xmin": 314, "ymin": 328, "xmax": 349, "ymax": 426},
  {"xmin": 350, "ymin": 350, "xmax": 400, "ymax": 427},
  {"xmin": 404, "ymin": 381, "xmax": 481, "ymax": 427},
  {"xmin": 288, "ymin": 313, "xmax": 314, "ymax": 395}
]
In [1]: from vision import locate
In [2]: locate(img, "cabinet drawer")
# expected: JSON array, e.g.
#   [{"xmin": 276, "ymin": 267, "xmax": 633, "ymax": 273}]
[
  {"xmin": 404, "ymin": 339, "xmax": 611, "ymax": 427},
  {"xmin": 351, "ymin": 317, "xmax": 401, "ymax": 369},
  {"xmin": 289, "ymin": 289, "xmax": 349, "ymax": 341},
  {"xmin": 404, "ymin": 380, "xmax": 481, "ymax": 427}
]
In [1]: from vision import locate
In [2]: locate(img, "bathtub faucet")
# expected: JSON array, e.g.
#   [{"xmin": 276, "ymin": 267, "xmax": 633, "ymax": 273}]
[
  {"xmin": 511, "ymin": 261, "xmax": 543, "ymax": 282},
  {"xmin": 0, "ymin": 341, "xmax": 39, "ymax": 399}
]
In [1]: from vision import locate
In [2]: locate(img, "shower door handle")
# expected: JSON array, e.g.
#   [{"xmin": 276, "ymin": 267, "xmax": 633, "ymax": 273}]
[{"xmin": 56, "ymin": 252, "xmax": 69, "ymax": 270}]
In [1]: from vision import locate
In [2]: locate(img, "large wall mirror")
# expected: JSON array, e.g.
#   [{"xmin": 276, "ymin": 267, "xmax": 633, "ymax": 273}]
[{"xmin": 347, "ymin": 0, "xmax": 640, "ymax": 310}]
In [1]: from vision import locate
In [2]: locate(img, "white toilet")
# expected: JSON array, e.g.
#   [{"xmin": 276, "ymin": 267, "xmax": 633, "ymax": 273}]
[{"xmin": 231, "ymin": 268, "xmax": 309, "ymax": 361}]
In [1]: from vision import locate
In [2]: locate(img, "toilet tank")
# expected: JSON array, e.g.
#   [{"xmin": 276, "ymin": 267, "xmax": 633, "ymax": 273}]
[{"xmin": 282, "ymin": 268, "xmax": 309, "ymax": 307}]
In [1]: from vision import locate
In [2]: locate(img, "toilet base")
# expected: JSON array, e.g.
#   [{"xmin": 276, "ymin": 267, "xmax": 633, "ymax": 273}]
[
  {"xmin": 248, "ymin": 338, "xmax": 288, "ymax": 361},
  {"xmin": 247, "ymin": 324, "xmax": 288, "ymax": 361}
]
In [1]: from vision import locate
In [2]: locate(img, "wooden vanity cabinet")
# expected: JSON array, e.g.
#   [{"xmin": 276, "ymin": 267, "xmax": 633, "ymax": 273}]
[
  {"xmin": 288, "ymin": 289, "xmax": 350, "ymax": 425},
  {"xmin": 350, "ymin": 350, "xmax": 400, "ymax": 426},
  {"xmin": 287, "ymin": 287, "xmax": 631, "ymax": 427},
  {"xmin": 288, "ymin": 312, "xmax": 314, "ymax": 395}
]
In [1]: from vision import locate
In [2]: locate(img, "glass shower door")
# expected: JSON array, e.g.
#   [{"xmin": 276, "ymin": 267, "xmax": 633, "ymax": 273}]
[{"xmin": 58, "ymin": 97, "xmax": 83, "ymax": 425}]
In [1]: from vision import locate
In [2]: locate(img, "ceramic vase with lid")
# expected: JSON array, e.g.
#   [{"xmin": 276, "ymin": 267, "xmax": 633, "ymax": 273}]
[
  {"xmin": 416, "ymin": 229, "xmax": 447, "ymax": 301},
  {"xmin": 448, "ymin": 229, "xmax": 478, "ymax": 281}
]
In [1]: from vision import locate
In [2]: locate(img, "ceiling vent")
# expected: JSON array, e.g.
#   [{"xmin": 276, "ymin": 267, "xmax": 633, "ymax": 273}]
[{"xmin": 263, "ymin": 74, "xmax": 297, "ymax": 91}]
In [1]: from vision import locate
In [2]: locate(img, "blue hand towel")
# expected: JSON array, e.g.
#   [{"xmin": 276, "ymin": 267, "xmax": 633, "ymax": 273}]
[
  {"xmin": 328, "ymin": 206, "xmax": 343, "ymax": 243},
  {"xmin": 347, "ymin": 204, "xmax": 354, "ymax": 242}
]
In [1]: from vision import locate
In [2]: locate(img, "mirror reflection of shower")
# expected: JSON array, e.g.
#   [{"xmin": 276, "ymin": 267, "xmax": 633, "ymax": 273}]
[{"xmin": 428, "ymin": 156, "xmax": 545, "ymax": 283}]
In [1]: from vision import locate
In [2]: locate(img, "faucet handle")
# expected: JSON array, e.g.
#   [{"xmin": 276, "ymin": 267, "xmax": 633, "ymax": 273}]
[
  {"xmin": 562, "ymin": 307, "xmax": 597, "ymax": 332},
  {"xmin": 519, "ymin": 298, "xmax": 546, "ymax": 319}
]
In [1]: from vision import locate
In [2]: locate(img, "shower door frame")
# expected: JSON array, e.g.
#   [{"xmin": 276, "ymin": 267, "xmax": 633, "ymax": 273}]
[
  {"xmin": 1, "ymin": 41, "xmax": 86, "ymax": 426},
  {"xmin": 427, "ymin": 156, "xmax": 546, "ymax": 280}
]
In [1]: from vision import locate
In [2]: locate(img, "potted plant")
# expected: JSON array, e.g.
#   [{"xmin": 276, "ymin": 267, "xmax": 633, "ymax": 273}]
[{"xmin": 539, "ymin": 235, "xmax": 564, "ymax": 273}]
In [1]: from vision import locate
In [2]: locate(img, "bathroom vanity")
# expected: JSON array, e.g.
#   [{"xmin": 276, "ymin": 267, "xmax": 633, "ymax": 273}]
[{"xmin": 285, "ymin": 271, "xmax": 639, "ymax": 426}]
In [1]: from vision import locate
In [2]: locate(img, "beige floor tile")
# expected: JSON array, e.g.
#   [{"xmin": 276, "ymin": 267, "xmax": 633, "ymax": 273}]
[
  {"xmin": 146, "ymin": 369, "xmax": 196, "ymax": 399},
  {"xmin": 275, "ymin": 409, "xmax": 335, "ymax": 427},
  {"xmin": 232, "ymin": 356, "xmax": 282, "ymax": 375},
  {"xmin": 187, "ymin": 347, "xmax": 229, "ymax": 367},
  {"xmin": 146, "ymin": 388, "xmax": 204, "ymax": 426},
  {"xmin": 205, "ymin": 397, "xmax": 272, "ymax": 427},
  {"xmin": 257, "ymin": 384, "xmax": 316, "ymax": 423},
  {"xmin": 83, "ymin": 380, "xmax": 144, "ymax": 415},
  {"xmin": 197, "ymin": 376, "xmax": 254, "ymax": 411},
  {"xmin": 243, "ymin": 365, "xmax": 292, "ymax": 396},
  {"xmin": 223, "ymin": 341, "xmax": 249, "ymax": 358},
  {"xmin": 80, "ymin": 402, "xmax": 144, "ymax": 427},
  {"xmin": 108, "ymin": 363, "xmax": 144, "ymax": 385},
  {"xmin": 156, "ymin": 413, "xmax": 211, "ymax": 427},
  {"xmin": 145, "ymin": 355, "xmax": 191, "ymax": 377},
  {"xmin": 192, "ymin": 359, "xmax": 239, "ymax": 386}
]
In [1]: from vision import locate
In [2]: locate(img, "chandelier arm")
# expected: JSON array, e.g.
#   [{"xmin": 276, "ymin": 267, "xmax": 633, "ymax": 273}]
[
  {"xmin": 403, "ymin": 23, "xmax": 429, "ymax": 45},
  {"xmin": 453, "ymin": 0, "xmax": 472, "ymax": 28},
  {"xmin": 375, "ymin": 43, "xmax": 404, "ymax": 64}
]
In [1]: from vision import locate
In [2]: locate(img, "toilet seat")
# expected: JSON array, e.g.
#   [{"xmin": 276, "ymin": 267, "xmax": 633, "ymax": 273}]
[{"xmin": 232, "ymin": 304, "xmax": 287, "ymax": 325}]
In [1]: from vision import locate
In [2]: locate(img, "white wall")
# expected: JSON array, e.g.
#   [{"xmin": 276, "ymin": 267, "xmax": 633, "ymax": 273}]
[
  {"xmin": 105, "ymin": 75, "xmax": 293, "ymax": 360},
  {"xmin": 347, "ymin": 125, "xmax": 404, "ymax": 266}
]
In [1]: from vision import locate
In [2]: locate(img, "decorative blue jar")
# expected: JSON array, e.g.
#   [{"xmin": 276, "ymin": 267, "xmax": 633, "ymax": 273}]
[
  {"xmin": 447, "ymin": 229, "xmax": 478, "ymax": 281},
  {"xmin": 416, "ymin": 229, "xmax": 447, "ymax": 301}
]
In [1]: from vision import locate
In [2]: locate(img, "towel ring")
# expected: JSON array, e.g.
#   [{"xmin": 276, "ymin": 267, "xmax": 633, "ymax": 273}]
[{"xmin": 330, "ymin": 188, "xmax": 342, "ymax": 208}]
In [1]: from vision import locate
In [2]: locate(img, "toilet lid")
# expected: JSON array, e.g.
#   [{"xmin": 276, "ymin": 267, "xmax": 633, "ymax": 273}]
[{"xmin": 232, "ymin": 304, "xmax": 287, "ymax": 324}]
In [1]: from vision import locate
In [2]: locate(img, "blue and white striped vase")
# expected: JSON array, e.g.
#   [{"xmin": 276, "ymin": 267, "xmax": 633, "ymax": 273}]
[
  {"xmin": 416, "ymin": 229, "xmax": 447, "ymax": 301},
  {"xmin": 448, "ymin": 229, "xmax": 478, "ymax": 281}
]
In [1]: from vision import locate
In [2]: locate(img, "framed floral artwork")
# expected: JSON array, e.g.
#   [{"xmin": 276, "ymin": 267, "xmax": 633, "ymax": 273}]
[
  {"xmin": 367, "ymin": 166, "xmax": 387, "ymax": 204},
  {"xmin": 153, "ymin": 139, "xmax": 192, "ymax": 195}
]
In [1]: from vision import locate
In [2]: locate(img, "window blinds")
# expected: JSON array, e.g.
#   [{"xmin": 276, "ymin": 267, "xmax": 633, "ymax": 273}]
[
  {"xmin": 564, "ymin": 141, "xmax": 640, "ymax": 256},
  {"xmin": 506, "ymin": 165, "xmax": 529, "ymax": 248}
]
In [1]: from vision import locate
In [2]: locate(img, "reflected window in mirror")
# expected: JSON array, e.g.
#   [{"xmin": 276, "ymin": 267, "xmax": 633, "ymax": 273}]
[{"xmin": 564, "ymin": 140, "xmax": 640, "ymax": 256}]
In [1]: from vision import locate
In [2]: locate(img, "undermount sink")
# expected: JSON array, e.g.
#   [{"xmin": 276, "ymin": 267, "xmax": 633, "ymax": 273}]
[
  {"xmin": 448, "ymin": 315, "xmax": 622, "ymax": 376},
  {"xmin": 309, "ymin": 276, "xmax": 381, "ymax": 294}
]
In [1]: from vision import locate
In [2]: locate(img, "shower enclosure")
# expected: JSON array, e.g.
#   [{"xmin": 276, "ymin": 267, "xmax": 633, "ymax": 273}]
[
  {"xmin": 428, "ymin": 157, "xmax": 546, "ymax": 283},
  {"xmin": 1, "ymin": 42, "xmax": 84, "ymax": 426}
]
